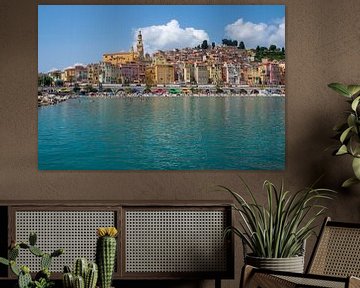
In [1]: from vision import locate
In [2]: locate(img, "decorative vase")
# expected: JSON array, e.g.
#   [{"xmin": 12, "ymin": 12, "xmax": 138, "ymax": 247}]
[{"xmin": 245, "ymin": 254, "xmax": 304, "ymax": 273}]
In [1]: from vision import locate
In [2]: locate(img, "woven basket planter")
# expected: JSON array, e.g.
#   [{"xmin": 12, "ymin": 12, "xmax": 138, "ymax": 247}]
[{"xmin": 245, "ymin": 254, "xmax": 305, "ymax": 273}]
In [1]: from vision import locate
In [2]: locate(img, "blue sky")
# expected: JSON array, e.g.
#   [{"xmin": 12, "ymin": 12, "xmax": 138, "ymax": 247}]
[{"xmin": 38, "ymin": 5, "xmax": 285, "ymax": 72}]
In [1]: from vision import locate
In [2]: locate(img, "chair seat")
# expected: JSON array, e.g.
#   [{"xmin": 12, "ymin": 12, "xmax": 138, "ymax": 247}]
[
  {"xmin": 243, "ymin": 265, "xmax": 360, "ymax": 288},
  {"xmin": 277, "ymin": 274, "xmax": 346, "ymax": 288}
]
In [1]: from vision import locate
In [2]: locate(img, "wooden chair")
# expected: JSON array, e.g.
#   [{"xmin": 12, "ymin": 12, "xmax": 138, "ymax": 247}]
[{"xmin": 241, "ymin": 217, "xmax": 360, "ymax": 288}]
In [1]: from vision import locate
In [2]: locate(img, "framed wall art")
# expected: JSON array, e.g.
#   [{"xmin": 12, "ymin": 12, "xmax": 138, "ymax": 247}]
[{"xmin": 38, "ymin": 5, "xmax": 285, "ymax": 170}]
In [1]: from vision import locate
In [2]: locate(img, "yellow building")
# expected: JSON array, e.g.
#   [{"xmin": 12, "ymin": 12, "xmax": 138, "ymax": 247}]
[
  {"xmin": 245, "ymin": 65, "xmax": 261, "ymax": 86},
  {"xmin": 87, "ymin": 63, "xmax": 100, "ymax": 85},
  {"xmin": 145, "ymin": 66, "xmax": 156, "ymax": 86},
  {"xmin": 155, "ymin": 64, "xmax": 174, "ymax": 85},
  {"xmin": 207, "ymin": 63, "xmax": 222, "ymax": 84},
  {"xmin": 63, "ymin": 67, "xmax": 75, "ymax": 83},
  {"xmin": 103, "ymin": 31, "xmax": 145, "ymax": 65}
]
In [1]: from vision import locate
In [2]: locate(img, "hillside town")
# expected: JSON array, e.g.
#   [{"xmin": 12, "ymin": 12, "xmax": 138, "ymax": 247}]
[{"xmin": 38, "ymin": 31, "xmax": 285, "ymax": 104}]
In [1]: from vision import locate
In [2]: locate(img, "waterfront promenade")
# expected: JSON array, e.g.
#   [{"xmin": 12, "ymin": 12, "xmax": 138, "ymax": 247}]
[{"xmin": 38, "ymin": 84, "xmax": 285, "ymax": 107}]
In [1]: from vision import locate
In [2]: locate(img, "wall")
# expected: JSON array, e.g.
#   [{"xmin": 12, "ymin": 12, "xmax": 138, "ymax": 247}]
[{"xmin": 1, "ymin": 0, "xmax": 360, "ymax": 287}]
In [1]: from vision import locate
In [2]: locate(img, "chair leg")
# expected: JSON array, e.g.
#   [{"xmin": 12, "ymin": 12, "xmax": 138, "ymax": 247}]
[
  {"xmin": 240, "ymin": 265, "xmax": 296, "ymax": 288},
  {"xmin": 240, "ymin": 265, "xmax": 255, "ymax": 288}
]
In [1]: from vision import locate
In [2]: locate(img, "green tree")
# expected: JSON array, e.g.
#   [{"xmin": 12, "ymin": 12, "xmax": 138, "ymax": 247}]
[
  {"xmin": 239, "ymin": 41, "xmax": 245, "ymax": 49},
  {"xmin": 38, "ymin": 75, "xmax": 53, "ymax": 87},
  {"xmin": 201, "ymin": 40, "xmax": 209, "ymax": 49},
  {"xmin": 269, "ymin": 44, "xmax": 277, "ymax": 51},
  {"xmin": 281, "ymin": 47, "xmax": 285, "ymax": 53},
  {"xmin": 212, "ymin": 42, "xmax": 215, "ymax": 49}
]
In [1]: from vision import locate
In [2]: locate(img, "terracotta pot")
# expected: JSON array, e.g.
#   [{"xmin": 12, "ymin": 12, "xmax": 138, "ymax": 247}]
[{"xmin": 245, "ymin": 254, "xmax": 304, "ymax": 273}]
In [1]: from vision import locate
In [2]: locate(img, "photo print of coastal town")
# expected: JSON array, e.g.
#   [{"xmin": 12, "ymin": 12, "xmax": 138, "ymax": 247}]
[{"xmin": 38, "ymin": 5, "xmax": 285, "ymax": 170}]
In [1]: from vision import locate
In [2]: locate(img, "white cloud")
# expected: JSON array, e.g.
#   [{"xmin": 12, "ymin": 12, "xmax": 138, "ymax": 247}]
[
  {"xmin": 48, "ymin": 67, "xmax": 60, "ymax": 72},
  {"xmin": 73, "ymin": 63, "xmax": 86, "ymax": 67},
  {"xmin": 224, "ymin": 17, "xmax": 285, "ymax": 49},
  {"xmin": 133, "ymin": 20, "xmax": 209, "ymax": 54}
]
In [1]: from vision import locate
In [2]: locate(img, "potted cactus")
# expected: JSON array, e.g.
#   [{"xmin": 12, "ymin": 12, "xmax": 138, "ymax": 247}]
[
  {"xmin": 62, "ymin": 258, "xmax": 98, "ymax": 288},
  {"xmin": 0, "ymin": 232, "xmax": 63, "ymax": 288},
  {"xmin": 96, "ymin": 227, "xmax": 118, "ymax": 288}
]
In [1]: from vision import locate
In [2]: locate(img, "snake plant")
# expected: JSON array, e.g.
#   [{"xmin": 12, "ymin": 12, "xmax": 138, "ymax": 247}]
[{"xmin": 221, "ymin": 179, "xmax": 334, "ymax": 258}]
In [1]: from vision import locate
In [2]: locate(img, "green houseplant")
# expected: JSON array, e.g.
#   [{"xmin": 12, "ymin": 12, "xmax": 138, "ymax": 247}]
[
  {"xmin": 0, "ymin": 232, "xmax": 63, "ymax": 288},
  {"xmin": 328, "ymin": 83, "xmax": 360, "ymax": 187},
  {"xmin": 221, "ymin": 179, "xmax": 334, "ymax": 272}
]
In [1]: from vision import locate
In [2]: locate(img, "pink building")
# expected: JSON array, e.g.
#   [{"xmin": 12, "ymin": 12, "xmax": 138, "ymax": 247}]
[{"xmin": 120, "ymin": 62, "xmax": 145, "ymax": 84}]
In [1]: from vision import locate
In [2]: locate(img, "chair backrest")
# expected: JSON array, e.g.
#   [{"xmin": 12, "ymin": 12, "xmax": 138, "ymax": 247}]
[{"xmin": 307, "ymin": 217, "xmax": 360, "ymax": 277}]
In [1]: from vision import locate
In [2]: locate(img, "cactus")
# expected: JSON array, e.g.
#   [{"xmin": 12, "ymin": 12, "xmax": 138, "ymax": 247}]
[
  {"xmin": 0, "ymin": 233, "xmax": 63, "ymax": 288},
  {"xmin": 9, "ymin": 246, "xmax": 19, "ymax": 260},
  {"xmin": 29, "ymin": 245, "xmax": 44, "ymax": 257},
  {"xmin": 51, "ymin": 248, "xmax": 64, "ymax": 258},
  {"xmin": 35, "ymin": 268, "xmax": 51, "ymax": 282},
  {"xmin": 10, "ymin": 260, "xmax": 20, "ymax": 276},
  {"xmin": 85, "ymin": 263, "xmax": 98, "ymax": 288},
  {"xmin": 63, "ymin": 272, "xmax": 74, "ymax": 288},
  {"xmin": 63, "ymin": 260, "xmax": 98, "ymax": 288},
  {"xmin": 96, "ymin": 227, "xmax": 118, "ymax": 288},
  {"xmin": 74, "ymin": 258, "xmax": 87, "ymax": 279},
  {"xmin": 29, "ymin": 232, "xmax": 37, "ymax": 246},
  {"xmin": 41, "ymin": 253, "xmax": 52, "ymax": 270},
  {"xmin": 64, "ymin": 265, "xmax": 72, "ymax": 273},
  {"xmin": 74, "ymin": 275, "xmax": 85, "ymax": 288},
  {"xmin": 19, "ymin": 270, "xmax": 32, "ymax": 288}
]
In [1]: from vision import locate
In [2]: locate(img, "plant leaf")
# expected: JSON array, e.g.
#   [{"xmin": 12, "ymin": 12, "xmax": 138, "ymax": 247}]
[
  {"xmin": 340, "ymin": 126, "xmax": 353, "ymax": 143},
  {"xmin": 342, "ymin": 177, "xmax": 360, "ymax": 188},
  {"xmin": 347, "ymin": 114, "xmax": 356, "ymax": 129},
  {"xmin": 347, "ymin": 85, "xmax": 360, "ymax": 97},
  {"xmin": 0, "ymin": 257, "xmax": 9, "ymax": 266},
  {"xmin": 352, "ymin": 157, "xmax": 360, "ymax": 179},
  {"xmin": 336, "ymin": 145, "xmax": 348, "ymax": 155},
  {"xmin": 351, "ymin": 96, "xmax": 360, "ymax": 111},
  {"xmin": 328, "ymin": 83, "xmax": 351, "ymax": 97}
]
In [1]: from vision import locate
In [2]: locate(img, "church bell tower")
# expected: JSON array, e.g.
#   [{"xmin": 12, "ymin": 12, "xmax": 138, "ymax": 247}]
[{"xmin": 136, "ymin": 30, "xmax": 144, "ymax": 60}]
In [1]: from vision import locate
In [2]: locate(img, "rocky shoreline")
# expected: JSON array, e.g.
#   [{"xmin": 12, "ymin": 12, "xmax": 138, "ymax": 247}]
[
  {"xmin": 38, "ymin": 94, "xmax": 78, "ymax": 107},
  {"xmin": 38, "ymin": 90, "xmax": 285, "ymax": 107}
]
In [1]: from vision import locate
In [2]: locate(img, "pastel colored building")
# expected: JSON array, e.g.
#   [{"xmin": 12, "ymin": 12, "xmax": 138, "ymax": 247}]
[
  {"xmin": 223, "ymin": 62, "xmax": 242, "ymax": 85},
  {"xmin": 194, "ymin": 63, "xmax": 209, "ymax": 85},
  {"xmin": 120, "ymin": 62, "xmax": 145, "ymax": 84},
  {"xmin": 87, "ymin": 63, "xmax": 100, "ymax": 85},
  {"xmin": 48, "ymin": 70, "xmax": 62, "ymax": 82},
  {"xmin": 74, "ymin": 65, "xmax": 88, "ymax": 83},
  {"xmin": 145, "ymin": 66, "xmax": 156, "ymax": 86},
  {"xmin": 63, "ymin": 67, "xmax": 75, "ymax": 83},
  {"xmin": 260, "ymin": 60, "xmax": 281, "ymax": 85},
  {"xmin": 99, "ymin": 62, "xmax": 121, "ymax": 84},
  {"xmin": 154, "ymin": 64, "xmax": 174, "ymax": 85},
  {"xmin": 183, "ymin": 63, "xmax": 194, "ymax": 84},
  {"xmin": 207, "ymin": 63, "xmax": 223, "ymax": 85},
  {"xmin": 103, "ymin": 31, "xmax": 144, "ymax": 65}
]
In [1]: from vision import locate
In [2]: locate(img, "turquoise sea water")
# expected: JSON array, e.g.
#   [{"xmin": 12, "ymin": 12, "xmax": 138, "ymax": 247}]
[{"xmin": 38, "ymin": 96, "xmax": 285, "ymax": 170}]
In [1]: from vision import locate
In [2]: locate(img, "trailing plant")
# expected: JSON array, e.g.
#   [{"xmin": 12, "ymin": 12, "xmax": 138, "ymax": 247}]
[
  {"xmin": 221, "ymin": 179, "xmax": 335, "ymax": 258},
  {"xmin": 96, "ymin": 227, "xmax": 118, "ymax": 288},
  {"xmin": 328, "ymin": 83, "xmax": 360, "ymax": 187},
  {"xmin": 0, "ymin": 232, "xmax": 63, "ymax": 288},
  {"xmin": 62, "ymin": 258, "xmax": 98, "ymax": 288}
]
